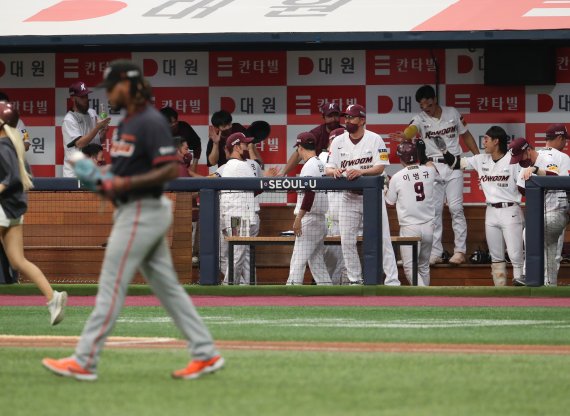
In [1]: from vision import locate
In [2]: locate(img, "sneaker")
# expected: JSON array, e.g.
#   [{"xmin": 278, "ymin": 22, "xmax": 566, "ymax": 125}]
[
  {"xmin": 449, "ymin": 252, "xmax": 466, "ymax": 265},
  {"xmin": 513, "ymin": 276, "xmax": 527, "ymax": 286},
  {"xmin": 192, "ymin": 256, "xmax": 199, "ymax": 265},
  {"xmin": 42, "ymin": 357, "xmax": 97, "ymax": 381},
  {"xmin": 429, "ymin": 256, "xmax": 443, "ymax": 265},
  {"xmin": 172, "ymin": 355, "xmax": 225, "ymax": 380},
  {"xmin": 384, "ymin": 278, "xmax": 401, "ymax": 287},
  {"xmin": 47, "ymin": 290, "xmax": 67, "ymax": 326}
]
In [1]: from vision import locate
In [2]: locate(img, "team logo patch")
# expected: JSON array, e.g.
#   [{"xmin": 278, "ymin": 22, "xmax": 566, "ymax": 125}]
[
  {"xmin": 379, "ymin": 148, "xmax": 388, "ymax": 161},
  {"xmin": 546, "ymin": 164, "xmax": 559, "ymax": 173},
  {"xmin": 110, "ymin": 141, "xmax": 135, "ymax": 157}
]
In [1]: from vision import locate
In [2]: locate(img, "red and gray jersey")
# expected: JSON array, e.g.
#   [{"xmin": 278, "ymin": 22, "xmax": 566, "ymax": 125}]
[
  {"xmin": 326, "ymin": 129, "xmax": 389, "ymax": 171},
  {"xmin": 410, "ymin": 106, "xmax": 468, "ymax": 157},
  {"xmin": 110, "ymin": 104, "xmax": 177, "ymax": 198},
  {"xmin": 463, "ymin": 153, "xmax": 521, "ymax": 205}
]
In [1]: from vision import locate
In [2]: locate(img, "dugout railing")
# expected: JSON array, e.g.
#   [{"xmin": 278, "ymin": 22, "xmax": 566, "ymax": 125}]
[
  {"xmin": 32, "ymin": 176, "xmax": 386, "ymax": 286},
  {"xmin": 525, "ymin": 176, "xmax": 569, "ymax": 287}
]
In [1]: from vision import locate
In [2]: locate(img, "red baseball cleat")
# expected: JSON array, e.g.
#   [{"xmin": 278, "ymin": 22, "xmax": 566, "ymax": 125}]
[
  {"xmin": 42, "ymin": 357, "xmax": 97, "ymax": 381},
  {"xmin": 172, "ymin": 355, "xmax": 225, "ymax": 380}
]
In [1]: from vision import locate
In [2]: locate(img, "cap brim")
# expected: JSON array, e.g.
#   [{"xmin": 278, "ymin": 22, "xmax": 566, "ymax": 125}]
[{"xmin": 509, "ymin": 152, "xmax": 523, "ymax": 164}]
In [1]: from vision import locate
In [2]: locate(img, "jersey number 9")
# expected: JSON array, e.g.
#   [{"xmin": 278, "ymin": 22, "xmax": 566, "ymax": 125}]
[{"xmin": 414, "ymin": 182, "xmax": 425, "ymax": 201}]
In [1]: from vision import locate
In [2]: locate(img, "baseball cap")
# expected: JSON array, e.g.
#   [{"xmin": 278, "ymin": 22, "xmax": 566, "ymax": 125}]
[
  {"xmin": 69, "ymin": 81, "xmax": 92, "ymax": 97},
  {"xmin": 546, "ymin": 123, "xmax": 568, "ymax": 140},
  {"xmin": 321, "ymin": 102, "xmax": 341, "ymax": 116},
  {"xmin": 0, "ymin": 101, "xmax": 19, "ymax": 128},
  {"xmin": 329, "ymin": 127, "xmax": 346, "ymax": 141},
  {"xmin": 343, "ymin": 104, "xmax": 366, "ymax": 118},
  {"xmin": 293, "ymin": 132, "xmax": 316, "ymax": 148},
  {"xmin": 97, "ymin": 60, "xmax": 142, "ymax": 90},
  {"xmin": 508, "ymin": 137, "xmax": 530, "ymax": 164},
  {"xmin": 225, "ymin": 132, "xmax": 253, "ymax": 151}
]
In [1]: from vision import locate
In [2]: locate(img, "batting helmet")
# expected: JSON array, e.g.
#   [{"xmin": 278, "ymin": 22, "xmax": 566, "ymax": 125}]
[
  {"xmin": 396, "ymin": 140, "xmax": 418, "ymax": 164},
  {"xmin": 0, "ymin": 101, "xmax": 19, "ymax": 129}
]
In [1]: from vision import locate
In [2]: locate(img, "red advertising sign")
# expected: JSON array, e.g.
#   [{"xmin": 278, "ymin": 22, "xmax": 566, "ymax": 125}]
[
  {"xmin": 55, "ymin": 127, "xmax": 64, "ymax": 165},
  {"xmin": 55, "ymin": 52, "xmax": 131, "ymax": 87},
  {"xmin": 366, "ymin": 49, "xmax": 446, "ymax": 85},
  {"xmin": 5, "ymin": 88, "xmax": 56, "ymax": 126},
  {"xmin": 153, "ymin": 87, "xmax": 209, "ymax": 125},
  {"xmin": 209, "ymin": 51, "xmax": 287, "ymax": 86},
  {"xmin": 29, "ymin": 165, "xmax": 56, "ymax": 178},
  {"xmin": 463, "ymin": 170, "xmax": 486, "ymax": 204},
  {"xmin": 446, "ymin": 85, "xmax": 526, "ymax": 123},
  {"xmin": 254, "ymin": 125, "xmax": 287, "ymax": 165},
  {"xmin": 286, "ymin": 85, "xmax": 366, "ymax": 125}
]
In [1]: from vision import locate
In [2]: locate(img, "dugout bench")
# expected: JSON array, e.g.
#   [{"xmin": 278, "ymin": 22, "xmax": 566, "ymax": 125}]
[{"xmin": 226, "ymin": 235, "xmax": 421, "ymax": 286}]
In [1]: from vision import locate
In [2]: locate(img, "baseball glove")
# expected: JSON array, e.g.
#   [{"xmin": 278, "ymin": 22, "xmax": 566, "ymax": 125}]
[{"xmin": 246, "ymin": 121, "xmax": 271, "ymax": 144}]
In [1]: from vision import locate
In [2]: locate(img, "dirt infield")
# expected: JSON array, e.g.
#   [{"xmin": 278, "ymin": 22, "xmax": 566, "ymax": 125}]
[
  {"xmin": 2, "ymin": 335, "xmax": 570, "ymax": 355},
  {"xmin": 2, "ymin": 295, "xmax": 570, "ymax": 307}
]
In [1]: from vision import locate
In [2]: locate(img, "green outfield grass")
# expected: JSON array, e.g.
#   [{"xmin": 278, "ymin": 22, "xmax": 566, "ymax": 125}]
[
  {"xmin": 2, "ymin": 299, "xmax": 570, "ymax": 415},
  {"xmin": 2, "ymin": 306, "xmax": 570, "ymax": 345},
  {"xmin": 3, "ymin": 347, "xmax": 570, "ymax": 416}
]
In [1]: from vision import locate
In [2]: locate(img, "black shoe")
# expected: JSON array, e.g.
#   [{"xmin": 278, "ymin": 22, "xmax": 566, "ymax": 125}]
[{"xmin": 512, "ymin": 276, "xmax": 526, "ymax": 286}]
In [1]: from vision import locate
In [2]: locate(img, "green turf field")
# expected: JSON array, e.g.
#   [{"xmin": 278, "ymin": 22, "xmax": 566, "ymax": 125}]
[
  {"xmin": 1, "ymin": 298, "xmax": 570, "ymax": 416},
  {"xmin": 3, "ymin": 305, "xmax": 570, "ymax": 345}
]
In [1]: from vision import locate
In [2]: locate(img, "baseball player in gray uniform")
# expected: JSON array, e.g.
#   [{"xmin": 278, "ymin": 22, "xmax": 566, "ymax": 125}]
[
  {"xmin": 390, "ymin": 85, "xmax": 480, "ymax": 265},
  {"xmin": 43, "ymin": 60, "xmax": 223, "ymax": 381},
  {"xmin": 385, "ymin": 141, "xmax": 436, "ymax": 286},
  {"xmin": 326, "ymin": 104, "xmax": 399, "ymax": 285},
  {"xmin": 510, "ymin": 137, "xmax": 570, "ymax": 286},
  {"xmin": 435, "ymin": 127, "xmax": 524, "ymax": 286},
  {"xmin": 287, "ymin": 132, "xmax": 332, "ymax": 285}
]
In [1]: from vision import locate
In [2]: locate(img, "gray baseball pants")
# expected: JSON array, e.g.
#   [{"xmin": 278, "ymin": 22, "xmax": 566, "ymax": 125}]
[{"xmin": 73, "ymin": 196, "xmax": 218, "ymax": 372}]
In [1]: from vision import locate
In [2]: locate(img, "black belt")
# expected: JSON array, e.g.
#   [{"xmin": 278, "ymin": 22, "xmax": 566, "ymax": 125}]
[
  {"xmin": 427, "ymin": 157, "xmax": 446, "ymax": 163},
  {"xmin": 488, "ymin": 202, "xmax": 515, "ymax": 208}
]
